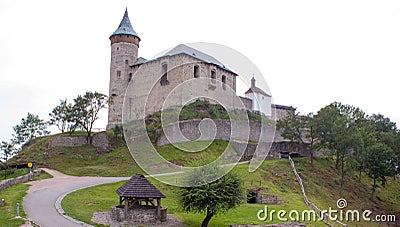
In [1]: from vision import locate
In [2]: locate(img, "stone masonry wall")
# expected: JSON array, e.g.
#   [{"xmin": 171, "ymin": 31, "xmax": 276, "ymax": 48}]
[
  {"xmin": 48, "ymin": 132, "xmax": 109, "ymax": 150},
  {"xmin": 110, "ymin": 206, "xmax": 167, "ymax": 222},
  {"xmin": 0, "ymin": 169, "xmax": 42, "ymax": 192},
  {"xmin": 123, "ymin": 54, "xmax": 240, "ymax": 123},
  {"xmin": 156, "ymin": 119, "xmax": 313, "ymax": 158}
]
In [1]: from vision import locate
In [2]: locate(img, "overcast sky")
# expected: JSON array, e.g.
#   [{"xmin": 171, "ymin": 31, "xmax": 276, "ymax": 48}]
[{"xmin": 1, "ymin": 0, "xmax": 399, "ymax": 142}]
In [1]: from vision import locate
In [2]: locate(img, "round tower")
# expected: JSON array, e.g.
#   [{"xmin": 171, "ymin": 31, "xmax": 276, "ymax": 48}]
[{"xmin": 108, "ymin": 8, "xmax": 140, "ymax": 129}]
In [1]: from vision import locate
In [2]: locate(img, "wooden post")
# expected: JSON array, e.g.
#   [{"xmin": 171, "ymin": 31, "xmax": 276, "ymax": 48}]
[
  {"xmin": 124, "ymin": 197, "xmax": 128, "ymax": 220},
  {"xmin": 156, "ymin": 198, "xmax": 161, "ymax": 221}
]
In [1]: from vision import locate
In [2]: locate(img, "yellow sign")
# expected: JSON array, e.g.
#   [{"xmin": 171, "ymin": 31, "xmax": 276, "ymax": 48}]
[{"xmin": 27, "ymin": 162, "xmax": 33, "ymax": 168}]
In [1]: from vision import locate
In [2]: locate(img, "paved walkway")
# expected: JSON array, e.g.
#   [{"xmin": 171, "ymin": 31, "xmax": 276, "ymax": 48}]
[
  {"xmin": 22, "ymin": 162, "xmax": 250, "ymax": 226},
  {"xmin": 23, "ymin": 168, "xmax": 128, "ymax": 227}
]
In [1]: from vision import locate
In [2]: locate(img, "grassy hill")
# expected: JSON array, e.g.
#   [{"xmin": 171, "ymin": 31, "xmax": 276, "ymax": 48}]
[
  {"xmin": 61, "ymin": 157, "xmax": 400, "ymax": 226},
  {"xmin": 8, "ymin": 134, "xmax": 228, "ymax": 177},
  {"xmin": 9, "ymin": 133, "xmax": 400, "ymax": 226}
]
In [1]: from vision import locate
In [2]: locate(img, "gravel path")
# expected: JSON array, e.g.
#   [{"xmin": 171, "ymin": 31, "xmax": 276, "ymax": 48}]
[{"xmin": 23, "ymin": 168, "xmax": 128, "ymax": 227}]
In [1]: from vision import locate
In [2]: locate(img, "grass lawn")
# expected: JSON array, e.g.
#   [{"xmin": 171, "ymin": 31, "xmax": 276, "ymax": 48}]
[
  {"xmin": 62, "ymin": 160, "xmax": 328, "ymax": 227},
  {"xmin": 0, "ymin": 183, "xmax": 29, "ymax": 226},
  {"xmin": 0, "ymin": 168, "xmax": 30, "ymax": 181},
  {"xmin": 22, "ymin": 139, "xmax": 230, "ymax": 177},
  {"xmin": 0, "ymin": 170, "xmax": 53, "ymax": 226},
  {"xmin": 62, "ymin": 157, "xmax": 400, "ymax": 226}
]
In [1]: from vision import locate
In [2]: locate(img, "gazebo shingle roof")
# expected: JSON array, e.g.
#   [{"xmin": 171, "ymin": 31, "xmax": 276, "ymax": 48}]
[{"xmin": 116, "ymin": 174, "xmax": 165, "ymax": 198}]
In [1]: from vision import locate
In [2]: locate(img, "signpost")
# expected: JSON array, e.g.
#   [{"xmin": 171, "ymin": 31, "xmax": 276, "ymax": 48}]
[{"xmin": 28, "ymin": 162, "xmax": 33, "ymax": 181}]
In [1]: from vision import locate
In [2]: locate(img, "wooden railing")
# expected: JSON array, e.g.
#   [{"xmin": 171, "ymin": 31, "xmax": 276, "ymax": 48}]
[{"xmin": 288, "ymin": 156, "xmax": 347, "ymax": 227}]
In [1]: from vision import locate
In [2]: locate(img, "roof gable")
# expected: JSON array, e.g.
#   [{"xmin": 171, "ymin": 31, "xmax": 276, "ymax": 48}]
[
  {"xmin": 116, "ymin": 174, "xmax": 165, "ymax": 198},
  {"xmin": 245, "ymin": 86, "xmax": 271, "ymax": 97}
]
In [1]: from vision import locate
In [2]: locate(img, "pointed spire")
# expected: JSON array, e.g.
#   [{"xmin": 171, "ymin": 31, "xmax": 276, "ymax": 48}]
[
  {"xmin": 251, "ymin": 76, "xmax": 256, "ymax": 88},
  {"xmin": 110, "ymin": 8, "xmax": 140, "ymax": 39}
]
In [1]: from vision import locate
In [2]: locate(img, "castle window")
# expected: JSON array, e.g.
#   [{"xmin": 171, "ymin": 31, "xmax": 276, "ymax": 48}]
[
  {"xmin": 222, "ymin": 75, "xmax": 226, "ymax": 90},
  {"xmin": 128, "ymin": 73, "xmax": 132, "ymax": 82},
  {"xmin": 117, "ymin": 71, "xmax": 121, "ymax": 79},
  {"xmin": 194, "ymin": 65, "xmax": 199, "ymax": 78},
  {"xmin": 125, "ymin": 59, "xmax": 129, "ymax": 64},
  {"xmin": 211, "ymin": 70, "xmax": 216, "ymax": 84},
  {"xmin": 111, "ymin": 88, "xmax": 117, "ymax": 97},
  {"xmin": 116, "ymin": 47, "xmax": 119, "ymax": 51},
  {"xmin": 160, "ymin": 63, "xmax": 169, "ymax": 86}
]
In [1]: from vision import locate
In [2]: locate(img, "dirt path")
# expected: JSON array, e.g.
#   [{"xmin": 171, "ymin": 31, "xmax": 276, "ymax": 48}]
[{"xmin": 23, "ymin": 168, "xmax": 128, "ymax": 227}]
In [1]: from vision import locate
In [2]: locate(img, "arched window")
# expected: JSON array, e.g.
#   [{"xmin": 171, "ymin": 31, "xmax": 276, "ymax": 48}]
[
  {"xmin": 194, "ymin": 65, "xmax": 199, "ymax": 78},
  {"xmin": 211, "ymin": 70, "xmax": 216, "ymax": 84},
  {"xmin": 160, "ymin": 63, "xmax": 169, "ymax": 86},
  {"xmin": 222, "ymin": 75, "xmax": 226, "ymax": 90}
]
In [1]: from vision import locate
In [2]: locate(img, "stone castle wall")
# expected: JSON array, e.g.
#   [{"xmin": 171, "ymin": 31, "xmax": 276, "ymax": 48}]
[
  {"xmin": 156, "ymin": 119, "xmax": 310, "ymax": 158},
  {"xmin": 123, "ymin": 54, "xmax": 239, "ymax": 123},
  {"xmin": 48, "ymin": 132, "xmax": 109, "ymax": 150}
]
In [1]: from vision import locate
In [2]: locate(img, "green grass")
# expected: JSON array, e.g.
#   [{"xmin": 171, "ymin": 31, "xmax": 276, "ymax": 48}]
[
  {"xmin": 34, "ymin": 171, "xmax": 53, "ymax": 181},
  {"xmin": 0, "ymin": 184, "xmax": 29, "ymax": 226},
  {"xmin": 62, "ymin": 157, "xmax": 400, "ymax": 226},
  {"xmin": 62, "ymin": 160, "xmax": 328, "ymax": 226},
  {"xmin": 0, "ymin": 168, "xmax": 30, "ymax": 180},
  {"xmin": 0, "ymin": 170, "xmax": 53, "ymax": 226},
  {"xmin": 11, "ymin": 135, "xmax": 232, "ymax": 177},
  {"xmin": 157, "ymin": 140, "xmax": 230, "ymax": 166}
]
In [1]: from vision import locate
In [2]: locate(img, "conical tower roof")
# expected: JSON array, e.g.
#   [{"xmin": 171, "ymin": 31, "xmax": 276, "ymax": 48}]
[
  {"xmin": 110, "ymin": 8, "xmax": 140, "ymax": 40},
  {"xmin": 116, "ymin": 174, "xmax": 165, "ymax": 198}
]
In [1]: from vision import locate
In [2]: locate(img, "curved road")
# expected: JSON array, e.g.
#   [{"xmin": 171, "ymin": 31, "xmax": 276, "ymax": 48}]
[{"xmin": 23, "ymin": 168, "xmax": 128, "ymax": 227}]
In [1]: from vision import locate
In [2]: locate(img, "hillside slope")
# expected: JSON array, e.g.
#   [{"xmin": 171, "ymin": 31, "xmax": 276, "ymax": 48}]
[{"xmin": 10, "ymin": 135, "xmax": 400, "ymax": 226}]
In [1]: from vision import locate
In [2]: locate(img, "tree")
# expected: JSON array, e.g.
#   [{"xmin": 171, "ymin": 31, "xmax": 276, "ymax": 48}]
[
  {"xmin": 12, "ymin": 113, "xmax": 50, "ymax": 146},
  {"xmin": 368, "ymin": 114, "xmax": 399, "ymax": 159},
  {"xmin": 276, "ymin": 109, "xmax": 317, "ymax": 167},
  {"xmin": 180, "ymin": 166, "xmax": 245, "ymax": 227},
  {"xmin": 0, "ymin": 141, "xmax": 15, "ymax": 163},
  {"xmin": 314, "ymin": 102, "xmax": 366, "ymax": 196},
  {"xmin": 49, "ymin": 99, "xmax": 72, "ymax": 133},
  {"xmin": 1, "ymin": 141, "xmax": 16, "ymax": 179},
  {"xmin": 112, "ymin": 125, "xmax": 123, "ymax": 138},
  {"xmin": 71, "ymin": 91, "xmax": 108, "ymax": 143},
  {"xmin": 364, "ymin": 142, "xmax": 397, "ymax": 199}
]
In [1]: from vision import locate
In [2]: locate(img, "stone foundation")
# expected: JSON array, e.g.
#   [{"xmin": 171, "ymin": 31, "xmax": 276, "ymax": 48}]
[{"xmin": 110, "ymin": 205, "xmax": 167, "ymax": 223}]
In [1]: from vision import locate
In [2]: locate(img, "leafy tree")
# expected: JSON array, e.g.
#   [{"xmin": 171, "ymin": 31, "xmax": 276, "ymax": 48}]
[
  {"xmin": 314, "ymin": 102, "xmax": 367, "ymax": 196},
  {"xmin": 12, "ymin": 113, "xmax": 50, "ymax": 146},
  {"xmin": 49, "ymin": 99, "xmax": 72, "ymax": 133},
  {"xmin": 1, "ymin": 141, "xmax": 15, "ymax": 163},
  {"xmin": 0, "ymin": 141, "xmax": 15, "ymax": 179},
  {"xmin": 276, "ymin": 109, "xmax": 317, "ymax": 167},
  {"xmin": 368, "ymin": 114, "xmax": 399, "ymax": 158},
  {"xmin": 364, "ymin": 142, "xmax": 397, "ymax": 199},
  {"xmin": 71, "ymin": 91, "xmax": 108, "ymax": 143},
  {"xmin": 180, "ymin": 166, "xmax": 245, "ymax": 227},
  {"xmin": 112, "ymin": 125, "xmax": 123, "ymax": 138}
]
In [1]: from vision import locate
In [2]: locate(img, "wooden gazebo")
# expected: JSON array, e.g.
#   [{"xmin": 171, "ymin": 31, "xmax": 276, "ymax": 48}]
[{"xmin": 116, "ymin": 174, "xmax": 165, "ymax": 220}]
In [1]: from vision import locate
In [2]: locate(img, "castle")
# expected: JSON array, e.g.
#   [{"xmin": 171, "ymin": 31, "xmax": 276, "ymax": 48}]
[{"xmin": 107, "ymin": 9, "xmax": 293, "ymax": 129}]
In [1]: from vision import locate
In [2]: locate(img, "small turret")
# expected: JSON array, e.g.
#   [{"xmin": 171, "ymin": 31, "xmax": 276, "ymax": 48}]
[
  {"xmin": 109, "ymin": 8, "xmax": 140, "ymax": 47},
  {"xmin": 251, "ymin": 76, "xmax": 256, "ymax": 88}
]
